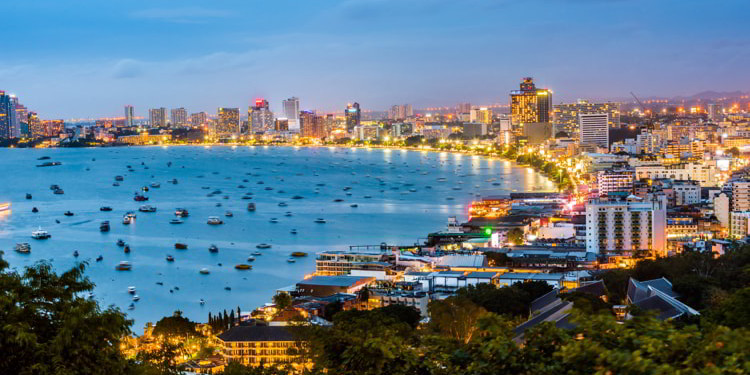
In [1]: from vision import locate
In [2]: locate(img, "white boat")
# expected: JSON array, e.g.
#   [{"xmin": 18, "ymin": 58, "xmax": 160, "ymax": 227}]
[
  {"xmin": 122, "ymin": 216, "xmax": 132, "ymax": 225},
  {"xmin": 132, "ymin": 295, "xmax": 140, "ymax": 302},
  {"xmin": 0, "ymin": 202, "xmax": 10, "ymax": 212},
  {"xmin": 199, "ymin": 268, "xmax": 210, "ymax": 275},
  {"xmin": 150, "ymin": 182, "xmax": 160, "ymax": 188},
  {"xmin": 207, "ymin": 216, "xmax": 223, "ymax": 225},
  {"xmin": 314, "ymin": 218, "xmax": 326, "ymax": 224},
  {"xmin": 286, "ymin": 258, "xmax": 296, "ymax": 263},
  {"xmin": 225, "ymin": 211, "xmax": 233, "ymax": 217},
  {"xmin": 128, "ymin": 286, "xmax": 136, "ymax": 294},
  {"xmin": 31, "ymin": 227, "xmax": 51, "ymax": 240},
  {"xmin": 14, "ymin": 243, "xmax": 31, "ymax": 254},
  {"xmin": 139, "ymin": 205, "xmax": 156, "ymax": 213},
  {"xmin": 246, "ymin": 256, "xmax": 256, "ymax": 262},
  {"xmin": 170, "ymin": 219, "xmax": 183, "ymax": 224},
  {"xmin": 251, "ymin": 251, "xmax": 262, "ymax": 256},
  {"xmin": 256, "ymin": 243, "xmax": 271, "ymax": 249}
]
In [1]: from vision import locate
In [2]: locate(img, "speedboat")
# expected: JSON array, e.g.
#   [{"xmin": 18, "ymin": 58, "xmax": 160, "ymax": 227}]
[
  {"xmin": 100, "ymin": 206, "xmax": 113, "ymax": 211},
  {"xmin": 269, "ymin": 218, "xmax": 279, "ymax": 223},
  {"xmin": 199, "ymin": 268, "xmax": 210, "ymax": 275},
  {"xmin": 246, "ymin": 256, "xmax": 256, "ymax": 262},
  {"xmin": 115, "ymin": 261, "xmax": 132, "ymax": 271},
  {"xmin": 128, "ymin": 286, "xmax": 136, "ymax": 294},
  {"xmin": 166, "ymin": 255, "xmax": 175, "ymax": 262},
  {"xmin": 256, "ymin": 243, "xmax": 271, "ymax": 249},
  {"xmin": 170, "ymin": 219, "xmax": 183, "ymax": 224},
  {"xmin": 234, "ymin": 264, "xmax": 252, "ymax": 270},
  {"xmin": 286, "ymin": 258, "xmax": 296, "ymax": 263},
  {"xmin": 207, "ymin": 216, "xmax": 223, "ymax": 225},
  {"xmin": 31, "ymin": 227, "xmax": 51, "ymax": 240},
  {"xmin": 209, "ymin": 244, "xmax": 219, "ymax": 253},
  {"xmin": 251, "ymin": 251, "xmax": 262, "ymax": 256},
  {"xmin": 132, "ymin": 295, "xmax": 140, "ymax": 302},
  {"xmin": 225, "ymin": 211, "xmax": 233, "ymax": 217},
  {"xmin": 150, "ymin": 182, "xmax": 160, "ymax": 188},
  {"xmin": 175, "ymin": 208, "xmax": 189, "ymax": 217},
  {"xmin": 139, "ymin": 205, "xmax": 156, "ymax": 213},
  {"xmin": 14, "ymin": 243, "xmax": 31, "ymax": 254},
  {"xmin": 64, "ymin": 211, "xmax": 74, "ymax": 216},
  {"xmin": 314, "ymin": 218, "xmax": 326, "ymax": 224}
]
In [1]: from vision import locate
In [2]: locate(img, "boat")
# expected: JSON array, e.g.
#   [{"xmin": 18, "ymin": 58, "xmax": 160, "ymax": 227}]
[
  {"xmin": 225, "ymin": 211, "xmax": 233, "ymax": 217},
  {"xmin": 96, "ymin": 255, "xmax": 103, "ymax": 262},
  {"xmin": 234, "ymin": 264, "xmax": 252, "ymax": 270},
  {"xmin": 128, "ymin": 286, "xmax": 136, "ymax": 294},
  {"xmin": 141, "ymin": 186, "xmax": 149, "ymax": 192},
  {"xmin": 314, "ymin": 218, "xmax": 326, "ymax": 224},
  {"xmin": 175, "ymin": 208, "xmax": 189, "ymax": 217},
  {"xmin": 251, "ymin": 251, "xmax": 262, "ymax": 256},
  {"xmin": 73, "ymin": 251, "xmax": 79, "ymax": 257},
  {"xmin": 122, "ymin": 216, "xmax": 132, "ymax": 225},
  {"xmin": 112, "ymin": 182, "xmax": 120, "ymax": 187},
  {"xmin": 132, "ymin": 295, "xmax": 140, "ymax": 302},
  {"xmin": 209, "ymin": 244, "xmax": 219, "ymax": 253},
  {"xmin": 128, "ymin": 303, "xmax": 135, "ymax": 310},
  {"xmin": 290, "ymin": 229, "xmax": 297, "ymax": 235},
  {"xmin": 224, "ymin": 287, "xmax": 232, "ymax": 291},
  {"xmin": 199, "ymin": 299, "xmax": 205, "ymax": 305},
  {"xmin": 199, "ymin": 268, "xmax": 210, "ymax": 275},
  {"xmin": 0, "ymin": 202, "xmax": 9, "ymax": 212},
  {"xmin": 138, "ymin": 205, "xmax": 156, "ymax": 213},
  {"xmin": 256, "ymin": 243, "xmax": 271, "ymax": 249},
  {"xmin": 116, "ymin": 239, "xmax": 125, "ymax": 247},
  {"xmin": 32, "ymin": 207, "xmax": 38, "ymax": 213},
  {"xmin": 247, "ymin": 203, "xmax": 256, "ymax": 211},
  {"xmin": 290, "ymin": 251, "xmax": 308, "ymax": 257},
  {"xmin": 350, "ymin": 204, "xmax": 358, "ymax": 208},
  {"xmin": 175, "ymin": 243, "xmax": 188, "ymax": 250},
  {"xmin": 166, "ymin": 255, "xmax": 175, "ymax": 262},
  {"xmin": 133, "ymin": 194, "xmax": 148, "ymax": 202},
  {"xmin": 150, "ymin": 182, "xmax": 160, "ymax": 188},
  {"xmin": 25, "ymin": 193, "xmax": 32, "ymax": 199},
  {"xmin": 284, "ymin": 212, "xmax": 293, "ymax": 217},
  {"xmin": 115, "ymin": 261, "xmax": 132, "ymax": 270},
  {"xmin": 207, "ymin": 216, "xmax": 223, "ymax": 225},
  {"xmin": 37, "ymin": 156, "xmax": 50, "ymax": 160},
  {"xmin": 14, "ymin": 243, "xmax": 31, "ymax": 254},
  {"xmin": 100, "ymin": 206, "xmax": 113, "ymax": 211},
  {"xmin": 31, "ymin": 227, "xmax": 51, "ymax": 240},
  {"xmin": 36, "ymin": 161, "xmax": 62, "ymax": 167},
  {"xmin": 246, "ymin": 256, "xmax": 256, "ymax": 262},
  {"xmin": 123, "ymin": 245, "xmax": 130, "ymax": 254},
  {"xmin": 278, "ymin": 202, "xmax": 288, "ymax": 207},
  {"xmin": 49, "ymin": 184, "xmax": 60, "ymax": 190},
  {"xmin": 63, "ymin": 211, "xmax": 74, "ymax": 217},
  {"xmin": 53, "ymin": 189, "xmax": 65, "ymax": 195},
  {"xmin": 291, "ymin": 195, "xmax": 304, "ymax": 200},
  {"xmin": 100, "ymin": 221, "xmax": 110, "ymax": 232},
  {"xmin": 286, "ymin": 258, "xmax": 296, "ymax": 263},
  {"xmin": 170, "ymin": 219, "xmax": 183, "ymax": 224},
  {"xmin": 115, "ymin": 175, "xmax": 124, "ymax": 181},
  {"xmin": 269, "ymin": 218, "xmax": 279, "ymax": 223}
]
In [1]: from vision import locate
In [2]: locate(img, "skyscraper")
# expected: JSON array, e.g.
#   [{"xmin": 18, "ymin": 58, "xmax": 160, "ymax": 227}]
[
  {"xmin": 510, "ymin": 77, "xmax": 551, "ymax": 126},
  {"xmin": 190, "ymin": 112, "xmax": 208, "ymax": 128},
  {"xmin": 469, "ymin": 107, "xmax": 492, "ymax": 124},
  {"xmin": 125, "ymin": 105, "xmax": 135, "ymax": 127},
  {"xmin": 456, "ymin": 103, "xmax": 472, "ymax": 115},
  {"xmin": 28, "ymin": 112, "xmax": 44, "ymax": 139},
  {"xmin": 300, "ymin": 110, "xmax": 326, "ymax": 139},
  {"xmin": 149, "ymin": 108, "xmax": 167, "ymax": 128},
  {"xmin": 170, "ymin": 107, "xmax": 188, "ymax": 128},
  {"xmin": 0, "ymin": 91, "xmax": 12, "ymax": 139},
  {"xmin": 553, "ymin": 100, "xmax": 620, "ymax": 138},
  {"xmin": 282, "ymin": 97, "xmax": 300, "ymax": 129},
  {"xmin": 579, "ymin": 113, "xmax": 609, "ymax": 148},
  {"xmin": 249, "ymin": 99, "xmax": 274, "ymax": 133},
  {"xmin": 345, "ymin": 102, "xmax": 361, "ymax": 131},
  {"xmin": 389, "ymin": 104, "xmax": 412, "ymax": 120},
  {"xmin": 217, "ymin": 108, "xmax": 240, "ymax": 136}
]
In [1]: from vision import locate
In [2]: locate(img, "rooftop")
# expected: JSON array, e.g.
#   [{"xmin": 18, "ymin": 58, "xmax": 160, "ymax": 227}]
[
  {"xmin": 297, "ymin": 275, "xmax": 374, "ymax": 287},
  {"xmin": 216, "ymin": 325, "xmax": 300, "ymax": 342}
]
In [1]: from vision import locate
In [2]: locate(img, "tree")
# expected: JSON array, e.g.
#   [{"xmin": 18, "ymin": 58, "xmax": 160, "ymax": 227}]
[
  {"xmin": 323, "ymin": 301, "xmax": 343, "ymax": 322},
  {"xmin": 152, "ymin": 311, "xmax": 198, "ymax": 337},
  {"xmin": 135, "ymin": 339, "xmax": 183, "ymax": 375},
  {"xmin": 377, "ymin": 304, "xmax": 422, "ymax": 329},
  {"xmin": 506, "ymin": 228, "xmax": 524, "ymax": 246},
  {"xmin": 706, "ymin": 287, "xmax": 750, "ymax": 329},
  {"xmin": 727, "ymin": 147, "xmax": 741, "ymax": 158},
  {"xmin": 221, "ymin": 361, "xmax": 291, "ymax": 375},
  {"xmin": 0, "ymin": 253, "xmax": 139, "ymax": 374},
  {"xmin": 272, "ymin": 293, "xmax": 292, "ymax": 311},
  {"xmin": 428, "ymin": 296, "xmax": 486, "ymax": 344}
]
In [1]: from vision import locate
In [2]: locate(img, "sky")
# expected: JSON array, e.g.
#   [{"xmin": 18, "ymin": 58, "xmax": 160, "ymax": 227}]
[{"xmin": 1, "ymin": 0, "xmax": 749, "ymax": 119}]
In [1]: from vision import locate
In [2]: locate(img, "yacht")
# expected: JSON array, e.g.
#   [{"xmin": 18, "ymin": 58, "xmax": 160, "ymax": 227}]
[
  {"xmin": 207, "ymin": 216, "xmax": 223, "ymax": 225},
  {"xmin": 256, "ymin": 243, "xmax": 271, "ymax": 249},
  {"xmin": 199, "ymin": 268, "xmax": 210, "ymax": 275},
  {"xmin": 14, "ymin": 243, "xmax": 31, "ymax": 254},
  {"xmin": 314, "ymin": 218, "xmax": 326, "ymax": 224},
  {"xmin": 170, "ymin": 218, "xmax": 183, "ymax": 224},
  {"xmin": 128, "ymin": 286, "xmax": 136, "ymax": 294},
  {"xmin": 138, "ymin": 205, "xmax": 156, "ymax": 213},
  {"xmin": 115, "ymin": 261, "xmax": 132, "ymax": 271},
  {"xmin": 31, "ymin": 227, "xmax": 51, "ymax": 239},
  {"xmin": 209, "ymin": 244, "xmax": 219, "ymax": 253},
  {"xmin": 166, "ymin": 255, "xmax": 175, "ymax": 262}
]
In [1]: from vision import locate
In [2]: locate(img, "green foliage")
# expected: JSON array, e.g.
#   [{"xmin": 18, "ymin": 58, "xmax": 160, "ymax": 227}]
[
  {"xmin": 706, "ymin": 287, "xmax": 750, "ymax": 329},
  {"xmin": 220, "ymin": 362, "xmax": 292, "ymax": 375},
  {"xmin": 152, "ymin": 311, "xmax": 198, "ymax": 338},
  {"xmin": 135, "ymin": 339, "xmax": 183, "ymax": 375},
  {"xmin": 507, "ymin": 228, "xmax": 524, "ymax": 246},
  {"xmin": 455, "ymin": 282, "xmax": 552, "ymax": 318},
  {"xmin": 323, "ymin": 300, "xmax": 343, "ymax": 321},
  {"xmin": 377, "ymin": 304, "xmax": 422, "ymax": 329},
  {"xmin": 0, "ymin": 253, "xmax": 138, "ymax": 375},
  {"xmin": 428, "ymin": 296, "xmax": 487, "ymax": 344}
]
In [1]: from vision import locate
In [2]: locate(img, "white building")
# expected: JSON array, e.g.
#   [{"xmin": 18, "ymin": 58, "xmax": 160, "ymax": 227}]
[
  {"xmin": 635, "ymin": 163, "xmax": 718, "ymax": 186},
  {"xmin": 714, "ymin": 193, "xmax": 730, "ymax": 229},
  {"xmin": 672, "ymin": 180, "xmax": 701, "ymax": 206},
  {"xmin": 596, "ymin": 169, "xmax": 635, "ymax": 196},
  {"xmin": 579, "ymin": 113, "xmax": 609, "ymax": 148},
  {"xmin": 585, "ymin": 194, "xmax": 668, "ymax": 256},
  {"xmin": 731, "ymin": 181, "xmax": 750, "ymax": 212},
  {"xmin": 730, "ymin": 211, "xmax": 750, "ymax": 239},
  {"xmin": 282, "ymin": 97, "xmax": 300, "ymax": 129}
]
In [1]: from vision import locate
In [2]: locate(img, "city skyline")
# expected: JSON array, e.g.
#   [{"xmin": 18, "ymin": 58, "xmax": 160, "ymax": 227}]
[{"xmin": 1, "ymin": 0, "xmax": 748, "ymax": 118}]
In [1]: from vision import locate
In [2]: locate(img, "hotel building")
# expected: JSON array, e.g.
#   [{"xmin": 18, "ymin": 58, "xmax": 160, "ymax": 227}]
[{"xmin": 585, "ymin": 195, "xmax": 667, "ymax": 256}]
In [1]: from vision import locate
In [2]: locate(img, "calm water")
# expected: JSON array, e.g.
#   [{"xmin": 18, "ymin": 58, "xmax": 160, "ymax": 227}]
[{"xmin": 0, "ymin": 146, "xmax": 555, "ymax": 331}]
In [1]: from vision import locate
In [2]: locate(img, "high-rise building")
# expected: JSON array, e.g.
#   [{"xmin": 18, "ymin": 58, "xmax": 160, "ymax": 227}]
[
  {"xmin": 345, "ymin": 102, "xmax": 361, "ymax": 131},
  {"xmin": 274, "ymin": 118, "xmax": 289, "ymax": 132},
  {"xmin": 585, "ymin": 194, "xmax": 667, "ymax": 256},
  {"xmin": 0, "ymin": 91, "xmax": 13, "ymax": 139},
  {"xmin": 125, "ymin": 105, "xmax": 135, "ymax": 127},
  {"xmin": 553, "ymin": 100, "xmax": 620, "ymax": 138},
  {"xmin": 596, "ymin": 169, "xmax": 635, "ymax": 196},
  {"xmin": 9, "ymin": 95, "xmax": 20, "ymax": 138},
  {"xmin": 469, "ymin": 107, "xmax": 492, "ymax": 124},
  {"xmin": 731, "ymin": 181, "xmax": 750, "ymax": 212},
  {"xmin": 217, "ymin": 108, "xmax": 240, "ymax": 136},
  {"xmin": 170, "ymin": 107, "xmax": 188, "ymax": 128},
  {"xmin": 190, "ymin": 112, "xmax": 208, "ymax": 128},
  {"xmin": 456, "ymin": 103, "xmax": 472, "ymax": 116},
  {"xmin": 149, "ymin": 108, "xmax": 167, "ymax": 128},
  {"xmin": 282, "ymin": 97, "xmax": 300, "ymax": 129},
  {"xmin": 579, "ymin": 113, "xmax": 609, "ymax": 148},
  {"xmin": 41, "ymin": 120, "xmax": 65, "ymax": 137},
  {"xmin": 707, "ymin": 103, "xmax": 722, "ymax": 123},
  {"xmin": 510, "ymin": 77, "xmax": 551, "ymax": 126},
  {"xmin": 300, "ymin": 111, "xmax": 326, "ymax": 139},
  {"xmin": 389, "ymin": 104, "xmax": 412, "ymax": 120},
  {"xmin": 28, "ymin": 112, "xmax": 44, "ymax": 139},
  {"xmin": 249, "ymin": 99, "xmax": 274, "ymax": 133}
]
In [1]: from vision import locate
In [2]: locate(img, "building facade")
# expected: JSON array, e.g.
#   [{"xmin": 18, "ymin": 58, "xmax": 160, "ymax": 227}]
[
  {"xmin": 217, "ymin": 326, "xmax": 305, "ymax": 368},
  {"xmin": 282, "ymin": 97, "xmax": 300, "ymax": 129},
  {"xmin": 597, "ymin": 169, "xmax": 635, "ymax": 196},
  {"xmin": 553, "ymin": 100, "xmax": 620, "ymax": 137},
  {"xmin": 579, "ymin": 113, "xmax": 609, "ymax": 148},
  {"xmin": 510, "ymin": 77, "xmax": 551, "ymax": 126},
  {"xmin": 249, "ymin": 99, "xmax": 274, "ymax": 133},
  {"xmin": 170, "ymin": 107, "xmax": 188, "ymax": 128},
  {"xmin": 585, "ymin": 195, "xmax": 668, "ymax": 255},
  {"xmin": 125, "ymin": 105, "xmax": 134, "ymax": 127},
  {"xmin": 149, "ymin": 107, "xmax": 167, "ymax": 128},
  {"xmin": 345, "ymin": 102, "xmax": 361, "ymax": 131},
  {"xmin": 217, "ymin": 107, "xmax": 240, "ymax": 136}
]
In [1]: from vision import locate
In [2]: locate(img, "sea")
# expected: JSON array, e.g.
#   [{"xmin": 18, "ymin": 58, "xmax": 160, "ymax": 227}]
[{"xmin": 0, "ymin": 145, "xmax": 556, "ymax": 331}]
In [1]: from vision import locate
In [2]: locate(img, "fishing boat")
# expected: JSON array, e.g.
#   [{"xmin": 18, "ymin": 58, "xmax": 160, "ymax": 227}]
[
  {"xmin": 166, "ymin": 255, "xmax": 175, "ymax": 262},
  {"xmin": 290, "ymin": 251, "xmax": 308, "ymax": 257},
  {"xmin": 25, "ymin": 193, "xmax": 32, "ymax": 199},
  {"xmin": 234, "ymin": 264, "xmax": 252, "ymax": 270},
  {"xmin": 64, "ymin": 211, "xmax": 74, "ymax": 216},
  {"xmin": 138, "ymin": 205, "xmax": 157, "ymax": 213},
  {"xmin": 116, "ymin": 239, "xmax": 125, "ymax": 247},
  {"xmin": 133, "ymin": 194, "xmax": 148, "ymax": 202},
  {"xmin": 207, "ymin": 216, "xmax": 223, "ymax": 225},
  {"xmin": 199, "ymin": 268, "xmax": 210, "ymax": 275},
  {"xmin": 128, "ymin": 286, "xmax": 136, "ymax": 294},
  {"xmin": 100, "ymin": 221, "xmax": 110, "ymax": 232},
  {"xmin": 170, "ymin": 218, "xmax": 183, "ymax": 224},
  {"xmin": 314, "ymin": 218, "xmax": 326, "ymax": 224},
  {"xmin": 256, "ymin": 243, "xmax": 271, "ymax": 249},
  {"xmin": 209, "ymin": 244, "xmax": 219, "ymax": 253},
  {"xmin": 100, "ymin": 206, "xmax": 113, "ymax": 211},
  {"xmin": 175, "ymin": 208, "xmax": 189, "ymax": 217},
  {"xmin": 14, "ymin": 243, "xmax": 31, "ymax": 254},
  {"xmin": 31, "ymin": 227, "xmax": 51, "ymax": 240},
  {"xmin": 115, "ymin": 261, "xmax": 132, "ymax": 271},
  {"xmin": 247, "ymin": 203, "xmax": 256, "ymax": 211},
  {"xmin": 175, "ymin": 243, "xmax": 188, "ymax": 250}
]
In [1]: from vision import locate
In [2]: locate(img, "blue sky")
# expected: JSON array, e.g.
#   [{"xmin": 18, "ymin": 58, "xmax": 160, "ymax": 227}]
[{"xmin": 1, "ymin": 0, "xmax": 748, "ymax": 118}]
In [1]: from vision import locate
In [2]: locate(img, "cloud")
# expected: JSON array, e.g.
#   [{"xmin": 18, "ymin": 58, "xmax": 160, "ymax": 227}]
[
  {"xmin": 130, "ymin": 6, "xmax": 232, "ymax": 23},
  {"xmin": 112, "ymin": 59, "xmax": 146, "ymax": 79}
]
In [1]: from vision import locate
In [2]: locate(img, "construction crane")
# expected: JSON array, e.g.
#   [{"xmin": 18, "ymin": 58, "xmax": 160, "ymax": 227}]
[{"xmin": 630, "ymin": 92, "xmax": 654, "ymax": 131}]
